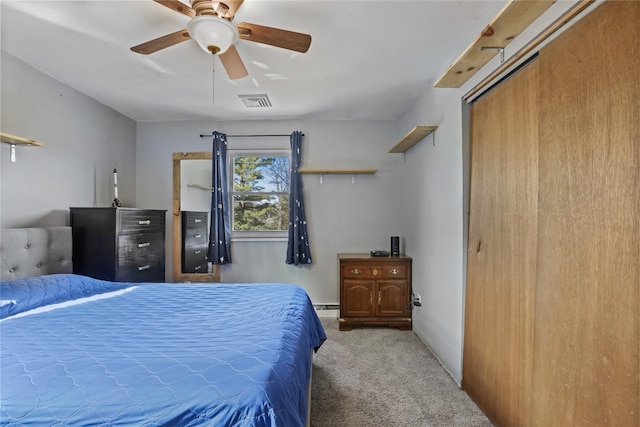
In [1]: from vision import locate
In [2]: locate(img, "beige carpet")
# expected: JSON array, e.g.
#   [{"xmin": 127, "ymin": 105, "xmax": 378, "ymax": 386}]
[{"xmin": 310, "ymin": 319, "xmax": 492, "ymax": 427}]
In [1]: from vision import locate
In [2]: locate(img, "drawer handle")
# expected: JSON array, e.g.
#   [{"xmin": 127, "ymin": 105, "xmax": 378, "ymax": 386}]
[
  {"xmin": 378, "ymin": 291, "xmax": 381, "ymax": 305},
  {"xmin": 194, "ymin": 250, "xmax": 202, "ymax": 255},
  {"xmin": 138, "ymin": 242, "xmax": 150, "ymax": 248},
  {"xmin": 194, "ymin": 219, "xmax": 202, "ymax": 223},
  {"xmin": 372, "ymin": 269, "xmax": 379, "ymax": 276},
  {"xmin": 194, "ymin": 265, "xmax": 201, "ymax": 271},
  {"xmin": 138, "ymin": 264, "xmax": 151, "ymax": 271},
  {"xmin": 390, "ymin": 268, "xmax": 399, "ymax": 275},
  {"xmin": 194, "ymin": 234, "xmax": 202, "ymax": 239},
  {"xmin": 138, "ymin": 220, "xmax": 151, "ymax": 225},
  {"xmin": 351, "ymin": 268, "xmax": 361, "ymax": 275},
  {"xmin": 370, "ymin": 292, "xmax": 373, "ymax": 305}
]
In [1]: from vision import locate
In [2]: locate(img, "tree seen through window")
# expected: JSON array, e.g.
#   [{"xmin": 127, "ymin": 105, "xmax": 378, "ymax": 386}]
[{"xmin": 232, "ymin": 154, "xmax": 289, "ymax": 232}]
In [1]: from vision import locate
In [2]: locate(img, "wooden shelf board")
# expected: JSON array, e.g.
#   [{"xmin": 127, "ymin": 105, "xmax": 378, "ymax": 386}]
[
  {"xmin": 434, "ymin": 0, "xmax": 556, "ymax": 88},
  {"xmin": 298, "ymin": 168, "xmax": 377, "ymax": 175},
  {"xmin": 1, "ymin": 132, "xmax": 43, "ymax": 146},
  {"xmin": 389, "ymin": 126, "xmax": 438, "ymax": 153}
]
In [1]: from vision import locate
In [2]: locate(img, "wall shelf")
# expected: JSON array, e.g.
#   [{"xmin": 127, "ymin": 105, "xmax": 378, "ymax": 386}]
[
  {"xmin": 298, "ymin": 168, "xmax": 376, "ymax": 184},
  {"xmin": 389, "ymin": 126, "xmax": 438, "ymax": 153},
  {"xmin": 1, "ymin": 132, "xmax": 43, "ymax": 147},
  {"xmin": 1, "ymin": 132, "xmax": 43, "ymax": 162},
  {"xmin": 298, "ymin": 168, "xmax": 377, "ymax": 175}
]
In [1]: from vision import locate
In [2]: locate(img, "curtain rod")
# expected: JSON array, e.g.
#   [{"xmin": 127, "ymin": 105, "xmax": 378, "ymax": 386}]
[{"xmin": 199, "ymin": 133, "xmax": 304, "ymax": 138}]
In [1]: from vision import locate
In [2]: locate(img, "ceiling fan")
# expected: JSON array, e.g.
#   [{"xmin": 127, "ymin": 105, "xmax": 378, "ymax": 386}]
[{"xmin": 131, "ymin": 0, "xmax": 312, "ymax": 80}]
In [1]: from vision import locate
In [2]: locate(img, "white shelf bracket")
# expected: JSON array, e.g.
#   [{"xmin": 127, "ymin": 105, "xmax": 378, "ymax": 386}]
[
  {"xmin": 10, "ymin": 144, "xmax": 16, "ymax": 163},
  {"xmin": 351, "ymin": 175, "xmax": 356, "ymax": 185},
  {"xmin": 481, "ymin": 46, "xmax": 505, "ymax": 63},
  {"xmin": 319, "ymin": 174, "xmax": 324, "ymax": 185}
]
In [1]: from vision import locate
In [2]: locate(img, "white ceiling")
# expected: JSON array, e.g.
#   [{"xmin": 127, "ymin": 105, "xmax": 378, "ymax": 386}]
[{"xmin": 1, "ymin": 0, "xmax": 507, "ymax": 122}]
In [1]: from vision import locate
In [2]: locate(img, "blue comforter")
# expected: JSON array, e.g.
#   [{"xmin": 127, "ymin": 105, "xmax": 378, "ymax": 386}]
[{"xmin": 0, "ymin": 274, "xmax": 326, "ymax": 426}]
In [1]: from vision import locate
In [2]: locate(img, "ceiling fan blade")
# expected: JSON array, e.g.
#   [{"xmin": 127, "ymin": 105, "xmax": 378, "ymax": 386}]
[
  {"xmin": 215, "ymin": 1, "xmax": 244, "ymax": 19},
  {"xmin": 219, "ymin": 45, "xmax": 249, "ymax": 80},
  {"xmin": 131, "ymin": 29, "xmax": 191, "ymax": 55},
  {"xmin": 153, "ymin": 0, "xmax": 195, "ymax": 18},
  {"xmin": 237, "ymin": 22, "xmax": 311, "ymax": 53}
]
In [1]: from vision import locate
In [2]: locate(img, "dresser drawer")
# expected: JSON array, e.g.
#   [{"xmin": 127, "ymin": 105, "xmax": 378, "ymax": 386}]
[
  {"xmin": 184, "ymin": 228, "xmax": 207, "ymax": 247},
  {"xmin": 342, "ymin": 265, "xmax": 371, "ymax": 279},
  {"xmin": 183, "ymin": 212, "xmax": 208, "ymax": 229},
  {"xmin": 183, "ymin": 242, "xmax": 207, "ymax": 265},
  {"xmin": 183, "ymin": 259, "xmax": 208, "ymax": 274},
  {"xmin": 118, "ymin": 263, "xmax": 164, "ymax": 282},
  {"xmin": 120, "ymin": 210, "xmax": 165, "ymax": 234},
  {"xmin": 118, "ymin": 232, "xmax": 164, "ymax": 280}
]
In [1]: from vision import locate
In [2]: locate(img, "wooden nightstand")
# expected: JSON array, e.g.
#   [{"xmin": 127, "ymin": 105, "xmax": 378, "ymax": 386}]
[{"xmin": 338, "ymin": 254, "xmax": 412, "ymax": 331}]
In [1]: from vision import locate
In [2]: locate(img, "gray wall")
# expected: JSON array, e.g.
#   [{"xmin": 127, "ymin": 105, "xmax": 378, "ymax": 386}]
[
  {"xmin": 1, "ymin": 52, "xmax": 136, "ymax": 227},
  {"xmin": 136, "ymin": 119, "xmax": 400, "ymax": 305}
]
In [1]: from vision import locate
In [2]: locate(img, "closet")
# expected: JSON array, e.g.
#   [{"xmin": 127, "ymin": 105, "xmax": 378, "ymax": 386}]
[{"xmin": 463, "ymin": 2, "xmax": 638, "ymax": 426}]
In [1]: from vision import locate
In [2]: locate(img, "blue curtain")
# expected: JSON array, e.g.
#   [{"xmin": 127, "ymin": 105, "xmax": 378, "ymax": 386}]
[
  {"xmin": 286, "ymin": 131, "xmax": 312, "ymax": 265},
  {"xmin": 208, "ymin": 131, "xmax": 232, "ymax": 264}
]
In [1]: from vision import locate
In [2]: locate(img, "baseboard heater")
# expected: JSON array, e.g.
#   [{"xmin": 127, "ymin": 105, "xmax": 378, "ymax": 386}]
[{"xmin": 314, "ymin": 304, "xmax": 339, "ymax": 310}]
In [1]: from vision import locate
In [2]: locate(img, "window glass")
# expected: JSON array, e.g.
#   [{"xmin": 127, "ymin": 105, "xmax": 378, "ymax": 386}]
[{"xmin": 231, "ymin": 151, "xmax": 290, "ymax": 238}]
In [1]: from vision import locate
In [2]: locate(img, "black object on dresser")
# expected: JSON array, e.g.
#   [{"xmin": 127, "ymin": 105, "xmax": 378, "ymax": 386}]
[
  {"xmin": 70, "ymin": 207, "xmax": 166, "ymax": 282},
  {"xmin": 181, "ymin": 211, "xmax": 208, "ymax": 274}
]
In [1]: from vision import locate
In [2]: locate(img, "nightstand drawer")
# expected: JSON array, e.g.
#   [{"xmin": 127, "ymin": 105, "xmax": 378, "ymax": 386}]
[
  {"xmin": 342, "ymin": 265, "xmax": 371, "ymax": 279},
  {"xmin": 379, "ymin": 265, "xmax": 408, "ymax": 279}
]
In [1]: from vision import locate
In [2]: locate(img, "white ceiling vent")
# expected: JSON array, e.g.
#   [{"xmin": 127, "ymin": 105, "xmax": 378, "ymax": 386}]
[{"xmin": 238, "ymin": 94, "xmax": 272, "ymax": 108}]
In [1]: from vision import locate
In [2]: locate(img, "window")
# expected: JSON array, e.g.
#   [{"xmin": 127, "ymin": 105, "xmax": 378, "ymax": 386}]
[{"xmin": 230, "ymin": 150, "xmax": 290, "ymax": 240}]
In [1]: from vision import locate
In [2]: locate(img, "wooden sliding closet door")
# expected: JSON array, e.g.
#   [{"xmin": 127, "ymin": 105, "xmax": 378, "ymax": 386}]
[
  {"xmin": 532, "ymin": 1, "xmax": 639, "ymax": 425},
  {"xmin": 464, "ymin": 60, "xmax": 539, "ymax": 427}
]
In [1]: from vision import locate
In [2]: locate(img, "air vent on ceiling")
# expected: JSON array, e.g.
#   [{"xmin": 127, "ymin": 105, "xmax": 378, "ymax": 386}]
[{"xmin": 238, "ymin": 94, "xmax": 272, "ymax": 108}]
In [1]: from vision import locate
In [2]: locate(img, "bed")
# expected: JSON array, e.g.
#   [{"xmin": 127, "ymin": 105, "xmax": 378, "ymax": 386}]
[{"xmin": 0, "ymin": 227, "xmax": 326, "ymax": 426}]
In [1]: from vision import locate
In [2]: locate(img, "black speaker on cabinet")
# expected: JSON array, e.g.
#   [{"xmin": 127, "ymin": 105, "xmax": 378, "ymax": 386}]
[{"xmin": 390, "ymin": 236, "xmax": 400, "ymax": 256}]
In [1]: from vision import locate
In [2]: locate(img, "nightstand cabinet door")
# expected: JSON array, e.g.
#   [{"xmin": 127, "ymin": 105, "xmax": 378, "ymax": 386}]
[
  {"xmin": 342, "ymin": 279, "xmax": 375, "ymax": 317},
  {"xmin": 338, "ymin": 254, "xmax": 412, "ymax": 331},
  {"xmin": 377, "ymin": 280, "xmax": 409, "ymax": 317},
  {"xmin": 70, "ymin": 207, "xmax": 166, "ymax": 282}
]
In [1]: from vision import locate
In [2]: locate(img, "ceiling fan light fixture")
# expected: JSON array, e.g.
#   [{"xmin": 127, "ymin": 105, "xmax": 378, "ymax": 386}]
[{"xmin": 187, "ymin": 15, "xmax": 239, "ymax": 55}]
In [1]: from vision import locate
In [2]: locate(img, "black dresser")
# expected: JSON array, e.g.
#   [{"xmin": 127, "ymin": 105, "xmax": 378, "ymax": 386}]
[
  {"xmin": 181, "ymin": 211, "xmax": 208, "ymax": 274},
  {"xmin": 70, "ymin": 207, "xmax": 166, "ymax": 282}
]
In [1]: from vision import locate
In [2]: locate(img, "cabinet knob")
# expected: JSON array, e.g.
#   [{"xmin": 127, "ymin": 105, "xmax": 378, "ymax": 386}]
[
  {"xmin": 351, "ymin": 268, "xmax": 361, "ymax": 275},
  {"xmin": 389, "ymin": 268, "xmax": 399, "ymax": 275},
  {"xmin": 372, "ymin": 269, "xmax": 379, "ymax": 276},
  {"xmin": 378, "ymin": 291, "xmax": 382, "ymax": 305}
]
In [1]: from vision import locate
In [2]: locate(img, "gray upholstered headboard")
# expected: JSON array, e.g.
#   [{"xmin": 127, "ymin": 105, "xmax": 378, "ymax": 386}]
[{"xmin": 1, "ymin": 227, "xmax": 73, "ymax": 282}]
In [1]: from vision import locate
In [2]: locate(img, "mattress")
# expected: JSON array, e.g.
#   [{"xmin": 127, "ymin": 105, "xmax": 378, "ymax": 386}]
[{"xmin": 0, "ymin": 274, "xmax": 326, "ymax": 426}]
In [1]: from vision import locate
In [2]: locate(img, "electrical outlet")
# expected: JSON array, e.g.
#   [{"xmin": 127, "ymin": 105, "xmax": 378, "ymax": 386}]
[{"xmin": 412, "ymin": 293, "xmax": 422, "ymax": 307}]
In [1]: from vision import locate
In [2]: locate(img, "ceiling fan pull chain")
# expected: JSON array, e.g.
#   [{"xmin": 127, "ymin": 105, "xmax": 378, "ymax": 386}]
[{"xmin": 212, "ymin": 54, "xmax": 216, "ymax": 105}]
